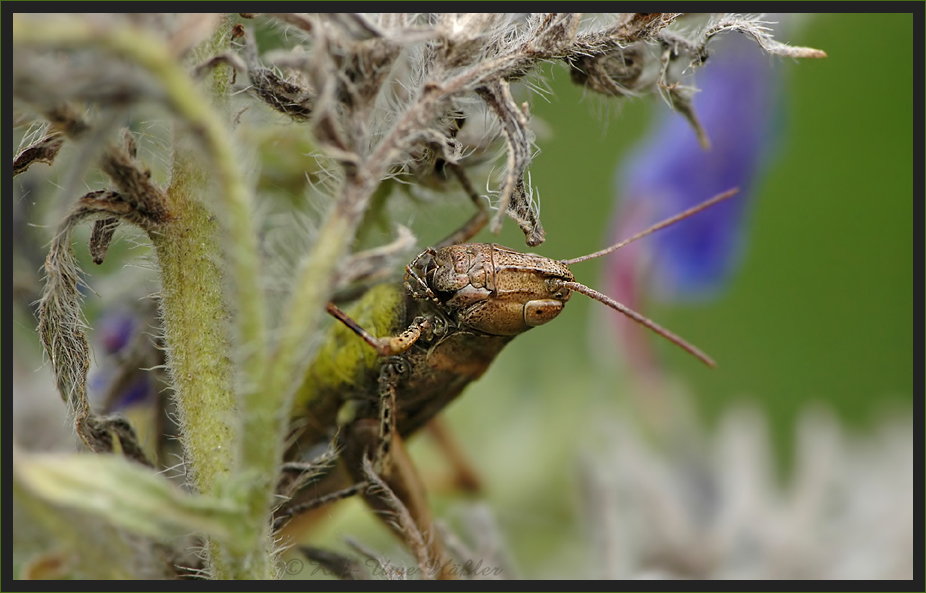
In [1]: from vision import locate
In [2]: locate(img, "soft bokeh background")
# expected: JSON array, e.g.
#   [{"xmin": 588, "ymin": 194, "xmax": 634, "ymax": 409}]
[{"xmin": 304, "ymin": 12, "xmax": 913, "ymax": 576}]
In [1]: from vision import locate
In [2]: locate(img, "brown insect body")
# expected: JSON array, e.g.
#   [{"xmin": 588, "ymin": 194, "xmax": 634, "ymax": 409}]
[
  {"xmin": 293, "ymin": 242, "xmax": 572, "ymax": 453},
  {"xmin": 388, "ymin": 242, "xmax": 577, "ymax": 433}
]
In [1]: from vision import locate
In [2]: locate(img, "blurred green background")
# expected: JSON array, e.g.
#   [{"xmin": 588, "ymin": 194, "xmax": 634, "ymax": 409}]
[{"xmin": 308, "ymin": 13, "xmax": 913, "ymax": 576}]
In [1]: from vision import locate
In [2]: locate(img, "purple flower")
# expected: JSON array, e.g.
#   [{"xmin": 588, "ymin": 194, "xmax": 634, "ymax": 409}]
[
  {"xmin": 97, "ymin": 308, "xmax": 138, "ymax": 355},
  {"xmin": 89, "ymin": 306, "xmax": 158, "ymax": 412},
  {"xmin": 605, "ymin": 34, "xmax": 783, "ymax": 371}
]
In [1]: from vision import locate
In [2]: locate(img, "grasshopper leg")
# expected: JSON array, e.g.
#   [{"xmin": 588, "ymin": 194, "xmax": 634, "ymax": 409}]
[
  {"xmin": 326, "ymin": 302, "xmax": 430, "ymax": 356},
  {"xmin": 298, "ymin": 546, "xmax": 364, "ymax": 580},
  {"xmin": 273, "ymin": 354, "xmax": 407, "ymax": 529},
  {"xmin": 425, "ymin": 417, "xmax": 482, "ymax": 493},
  {"xmin": 277, "ymin": 448, "xmax": 339, "ymax": 500},
  {"xmin": 332, "ymin": 360, "xmax": 457, "ymax": 578},
  {"xmin": 343, "ymin": 420, "xmax": 457, "ymax": 579},
  {"xmin": 273, "ymin": 481, "xmax": 369, "ymax": 531},
  {"xmin": 403, "ymin": 248, "xmax": 439, "ymax": 301},
  {"xmin": 373, "ymin": 357, "xmax": 403, "ymax": 476}
]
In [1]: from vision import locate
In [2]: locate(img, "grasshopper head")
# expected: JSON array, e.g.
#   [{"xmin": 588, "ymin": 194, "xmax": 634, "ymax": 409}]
[{"xmin": 405, "ymin": 243, "xmax": 574, "ymax": 336}]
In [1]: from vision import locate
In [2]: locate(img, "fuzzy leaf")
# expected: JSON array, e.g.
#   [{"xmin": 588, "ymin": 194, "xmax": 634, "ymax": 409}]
[{"xmin": 14, "ymin": 449, "xmax": 246, "ymax": 544}]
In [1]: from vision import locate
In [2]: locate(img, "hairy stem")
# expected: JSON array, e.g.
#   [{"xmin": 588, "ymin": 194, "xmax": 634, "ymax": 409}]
[{"xmin": 14, "ymin": 15, "xmax": 275, "ymax": 579}]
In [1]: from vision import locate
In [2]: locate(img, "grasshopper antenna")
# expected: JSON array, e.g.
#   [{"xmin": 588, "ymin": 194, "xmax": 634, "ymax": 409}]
[
  {"xmin": 555, "ymin": 187, "xmax": 740, "ymax": 367},
  {"xmin": 556, "ymin": 279, "xmax": 716, "ymax": 367},
  {"xmin": 559, "ymin": 187, "xmax": 740, "ymax": 265}
]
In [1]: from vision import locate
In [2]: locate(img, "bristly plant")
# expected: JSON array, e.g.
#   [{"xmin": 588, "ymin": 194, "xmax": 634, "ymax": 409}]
[{"xmin": 12, "ymin": 13, "xmax": 824, "ymax": 580}]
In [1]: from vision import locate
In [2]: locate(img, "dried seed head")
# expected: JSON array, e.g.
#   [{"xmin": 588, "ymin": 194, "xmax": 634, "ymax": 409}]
[{"xmin": 569, "ymin": 47, "xmax": 645, "ymax": 97}]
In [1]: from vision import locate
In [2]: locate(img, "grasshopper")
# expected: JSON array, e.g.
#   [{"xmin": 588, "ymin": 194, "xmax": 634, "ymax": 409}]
[{"xmin": 278, "ymin": 177, "xmax": 738, "ymax": 575}]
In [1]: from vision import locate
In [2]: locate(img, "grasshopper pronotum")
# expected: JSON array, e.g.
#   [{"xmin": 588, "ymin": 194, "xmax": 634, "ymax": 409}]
[{"xmin": 278, "ymin": 176, "xmax": 738, "ymax": 576}]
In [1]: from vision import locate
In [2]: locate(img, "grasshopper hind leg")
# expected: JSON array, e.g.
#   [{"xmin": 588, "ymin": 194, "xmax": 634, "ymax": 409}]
[
  {"xmin": 272, "ymin": 448, "xmax": 367, "ymax": 531},
  {"xmin": 272, "ymin": 481, "xmax": 368, "ymax": 532}
]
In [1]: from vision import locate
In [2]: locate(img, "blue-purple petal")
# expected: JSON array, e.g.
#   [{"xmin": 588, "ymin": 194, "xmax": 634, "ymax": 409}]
[
  {"xmin": 610, "ymin": 34, "xmax": 782, "ymax": 303},
  {"xmin": 97, "ymin": 308, "xmax": 138, "ymax": 355}
]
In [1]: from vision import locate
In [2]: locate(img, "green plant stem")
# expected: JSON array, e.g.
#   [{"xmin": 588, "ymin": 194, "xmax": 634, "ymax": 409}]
[{"xmin": 13, "ymin": 15, "xmax": 275, "ymax": 579}]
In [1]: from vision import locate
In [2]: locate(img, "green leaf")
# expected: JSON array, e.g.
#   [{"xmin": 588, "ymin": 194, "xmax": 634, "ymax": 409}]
[{"xmin": 14, "ymin": 449, "xmax": 246, "ymax": 544}]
